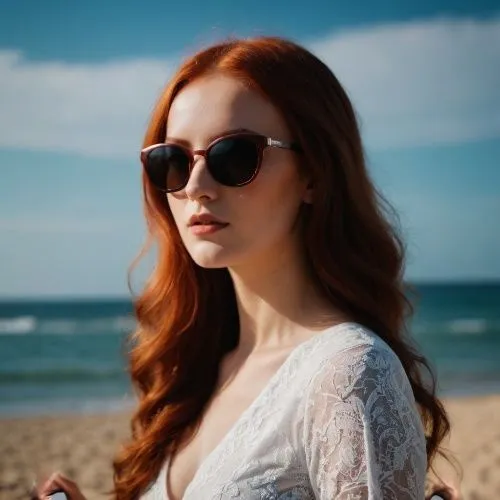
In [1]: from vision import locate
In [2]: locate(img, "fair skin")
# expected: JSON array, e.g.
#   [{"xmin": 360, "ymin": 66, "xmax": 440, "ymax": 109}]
[
  {"xmin": 166, "ymin": 74, "xmax": 341, "ymax": 349},
  {"xmin": 164, "ymin": 74, "xmax": 345, "ymax": 500},
  {"xmin": 38, "ymin": 73, "xmax": 461, "ymax": 500}
]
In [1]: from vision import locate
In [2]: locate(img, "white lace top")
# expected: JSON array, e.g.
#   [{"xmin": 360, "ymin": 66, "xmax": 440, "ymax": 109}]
[{"xmin": 140, "ymin": 322, "xmax": 427, "ymax": 499}]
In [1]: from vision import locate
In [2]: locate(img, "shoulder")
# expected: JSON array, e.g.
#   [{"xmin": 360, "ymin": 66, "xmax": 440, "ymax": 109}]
[
  {"xmin": 301, "ymin": 322, "xmax": 425, "ymax": 454},
  {"xmin": 305, "ymin": 321, "xmax": 402, "ymax": 367},
  {"xmin": 300, "ymin": 323, "xmax": 428, "ymax": 498},
  {"xmin": 304, "ymin": 322, "xmax": 415, "ymax": 405}
]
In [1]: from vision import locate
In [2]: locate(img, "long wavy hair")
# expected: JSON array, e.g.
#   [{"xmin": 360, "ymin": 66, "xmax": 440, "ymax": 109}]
[{"xmin": 112, "ymin": 36, "xmax": 451, "ymax": 499}]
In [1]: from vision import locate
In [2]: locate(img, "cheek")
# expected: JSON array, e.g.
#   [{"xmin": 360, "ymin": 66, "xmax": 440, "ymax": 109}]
[
  {"xmin": 166, "ymin": 196, "xmax": 185, "ymax": 233},
  {"xmin": 237, "ymin": 171, "xmax": 305, "ymax": 235}
]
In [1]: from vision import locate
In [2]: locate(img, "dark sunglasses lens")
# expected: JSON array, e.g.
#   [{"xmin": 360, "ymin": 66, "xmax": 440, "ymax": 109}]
[
  {"xmin": 208, "ymin": 137, "xmax": 259, "ymax": 186},
  {"xmin": 145, "ymin": 145, "xmax": 190, "ymax": 192}
]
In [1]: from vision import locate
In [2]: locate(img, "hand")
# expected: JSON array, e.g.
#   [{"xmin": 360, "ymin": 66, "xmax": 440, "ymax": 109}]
[{"xmin": 37, "ymin": 471, "xmax": 87, "ymax": 500}]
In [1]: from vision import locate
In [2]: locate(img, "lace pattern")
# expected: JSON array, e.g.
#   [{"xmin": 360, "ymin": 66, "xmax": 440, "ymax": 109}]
[
  {"xmin": 303, "ymin": 343, "xmax": 427, "ymax": 499},
  {"xmin": 140, "ymin": 323, "xmax": 427, "ymax": 499}
]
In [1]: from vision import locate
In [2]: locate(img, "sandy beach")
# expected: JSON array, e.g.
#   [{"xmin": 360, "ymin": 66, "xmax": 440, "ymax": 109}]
[{"xmin": 1, "ymin": 394, "xmax": 500, "ymax": 500}]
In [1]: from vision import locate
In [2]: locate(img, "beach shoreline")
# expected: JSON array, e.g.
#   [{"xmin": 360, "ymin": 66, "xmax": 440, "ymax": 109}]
[{"xmin": 1, "ymin": 394, "xmax": 500, "ymax": 499}]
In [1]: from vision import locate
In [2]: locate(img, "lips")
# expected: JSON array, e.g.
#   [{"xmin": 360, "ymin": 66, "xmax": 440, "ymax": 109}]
[
  {"xmin": 187, "ymin": 213, "xmax": 228, "ymax": 227},
  {"xmin": 191, "ymin": 221, "xmax": 226, "ymax": 226},
  {"xmin": 187, "ymin": 213, "xmax": 229, "ymax": 236},
  {"xmin": 189, "ymin": 221, "xmax": 228, "ymax": 236}
]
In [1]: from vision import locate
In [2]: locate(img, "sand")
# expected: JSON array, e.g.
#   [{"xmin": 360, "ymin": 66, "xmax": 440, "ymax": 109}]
[{"xmin": 1, "ymin": 394, "xmax": 500, "ymax": 500}]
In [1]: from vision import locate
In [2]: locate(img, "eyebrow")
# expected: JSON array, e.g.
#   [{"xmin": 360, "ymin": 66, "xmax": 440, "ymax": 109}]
[{"xmin": 165, "ymin": 127, "xmax": 259, "ymax": 147}]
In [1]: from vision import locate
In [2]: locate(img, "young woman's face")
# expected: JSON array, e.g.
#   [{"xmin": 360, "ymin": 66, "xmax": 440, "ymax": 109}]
[{"xmin": 165, "ymin": 74, "xmax": 311, "ymax": 270}]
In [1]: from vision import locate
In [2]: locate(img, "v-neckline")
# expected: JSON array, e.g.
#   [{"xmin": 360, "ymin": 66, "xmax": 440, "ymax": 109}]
[{"xmin": 163, "ymin": 321, "xmax": 356, "ymax": 500}]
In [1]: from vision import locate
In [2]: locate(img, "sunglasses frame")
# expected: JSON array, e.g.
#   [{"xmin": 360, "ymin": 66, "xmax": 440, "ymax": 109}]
[{"xmin": 140, "ymin": 131, "xmax": 300, "ymax": 193}]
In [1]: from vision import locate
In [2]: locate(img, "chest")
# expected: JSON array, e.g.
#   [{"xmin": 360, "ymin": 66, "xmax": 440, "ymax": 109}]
[{"xmin": 167, "ymin": 352, "xmax": 291, "ymax": 500}]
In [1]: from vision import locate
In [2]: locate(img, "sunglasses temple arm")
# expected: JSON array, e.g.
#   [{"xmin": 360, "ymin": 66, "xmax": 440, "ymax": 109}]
[{"xmin": 267, "ymin": 138, "xmax": 297, "ymax": 150}]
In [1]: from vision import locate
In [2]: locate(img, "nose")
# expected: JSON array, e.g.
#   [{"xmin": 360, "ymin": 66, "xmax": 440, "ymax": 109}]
[{"xmin": 184, "ymin": 155, "xmax": 218, "ymax": 202}]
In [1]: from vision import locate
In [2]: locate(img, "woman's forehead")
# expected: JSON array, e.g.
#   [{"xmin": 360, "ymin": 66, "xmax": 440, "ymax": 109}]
[{"xmin": 166, "ymin": 75, "xmax": 290, "ymax": 144}]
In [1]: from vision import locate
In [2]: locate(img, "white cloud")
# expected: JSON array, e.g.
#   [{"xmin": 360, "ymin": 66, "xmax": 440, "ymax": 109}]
[
  {"xmin": 309, "ymin": 16, "xmax": 500, "ymax": 149},
  {"xmin": 0, "ymin": 16, "xmax": 499, "ymax": 157},
  {"xmin": 0, "ymin": 52, "xmax": 173, "ymax": 157}
]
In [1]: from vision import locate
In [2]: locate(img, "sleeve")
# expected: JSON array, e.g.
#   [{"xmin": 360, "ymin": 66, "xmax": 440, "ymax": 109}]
[{"xmin": 302, "ymin": 342, "xmax": 427, "ymax": 500}]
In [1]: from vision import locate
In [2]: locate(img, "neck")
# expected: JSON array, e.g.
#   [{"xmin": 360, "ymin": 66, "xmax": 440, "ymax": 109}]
[{"xmin": 228, "ymin": 237, "xmax": 344, "ymax": 353}]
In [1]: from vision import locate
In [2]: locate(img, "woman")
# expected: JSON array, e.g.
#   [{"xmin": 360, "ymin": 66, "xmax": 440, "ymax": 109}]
[{"xmin": 38, "ymin": 37, "xmax": 455, "ymax": 499}]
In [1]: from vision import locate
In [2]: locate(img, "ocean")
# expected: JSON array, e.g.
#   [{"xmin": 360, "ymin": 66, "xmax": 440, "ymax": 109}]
[{"xmin": 0, "ymin": 283, "xmax": 499, "ymax": 417}]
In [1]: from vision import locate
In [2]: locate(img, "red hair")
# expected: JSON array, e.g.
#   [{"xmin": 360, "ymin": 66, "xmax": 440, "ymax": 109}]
[{"xmin": 112, "ymin": 36, "xmax": 450, "ymax": 499}]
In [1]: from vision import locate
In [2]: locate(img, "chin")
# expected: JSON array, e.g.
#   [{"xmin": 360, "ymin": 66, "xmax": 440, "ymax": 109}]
[{"xmin": 188, "ymin": 242, "xmax": 236, "ymax": 269}]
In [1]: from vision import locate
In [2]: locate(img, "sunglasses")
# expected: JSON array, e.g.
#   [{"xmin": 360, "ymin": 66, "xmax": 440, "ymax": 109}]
[{"xmin": 140, "ymin": 132, "xmax": 300, "ymax": 193}]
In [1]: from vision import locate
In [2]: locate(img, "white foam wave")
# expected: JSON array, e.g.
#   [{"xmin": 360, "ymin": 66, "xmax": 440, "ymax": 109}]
[
  {"xmin": 448, "ymin": 318, "xmax": 489, "ymax": 335},
  {"xmin": 0, "ymin": 316, "xmax": 37, "ymax": 334},
  {"xmin": 412, "ymin": 317, "xmax": 495, "ymax": 336},
  {"xmin": 0, "ymin": 315, "xmax": 136, "ymax": 335},
  {"xmin": 39, "ymin": 319, "xmax": 79, "ymax": 335}
]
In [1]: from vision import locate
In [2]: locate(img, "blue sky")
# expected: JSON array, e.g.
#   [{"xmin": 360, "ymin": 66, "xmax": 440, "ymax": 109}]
[{"xmin": 1, "ymin": 0, "xmax": 499, "ymax": 298}]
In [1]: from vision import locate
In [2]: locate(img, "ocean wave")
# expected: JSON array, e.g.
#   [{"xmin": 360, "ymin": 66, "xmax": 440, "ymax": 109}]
[
  {"xmin": 447, "ymin": 318, "xmax": 489, "ymax": 335},
  {"xmin": 0, "ymin": 315, "xmax": 136, "ymax": 336},
  {"xmin": 0, "ymin": 316, "xmax": 37, "ymax": 334},
  {"xmin": 412, "ymin": 317, "xmax": 497, "ymax": 336},
  {"xmin": 0, "ymin": 366, "xmax": 127, "ymax": 383}
]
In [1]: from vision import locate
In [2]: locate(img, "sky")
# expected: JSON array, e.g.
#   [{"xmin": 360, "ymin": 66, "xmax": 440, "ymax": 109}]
[{"xmin": 0, "ymin": 0, "xmax": 499, "ymax": 298}]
